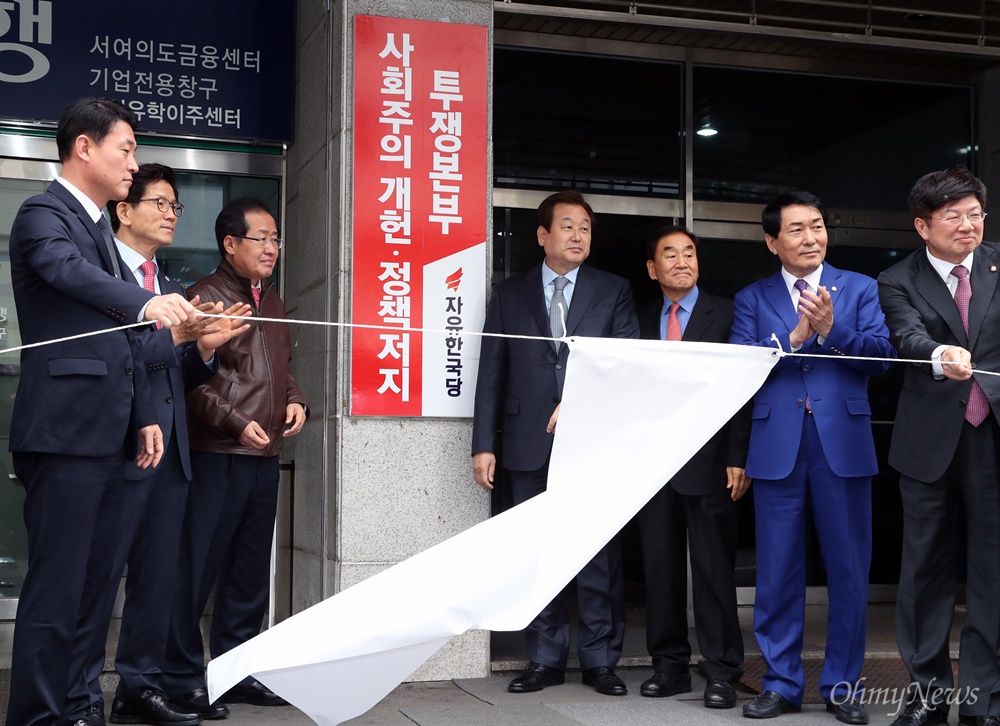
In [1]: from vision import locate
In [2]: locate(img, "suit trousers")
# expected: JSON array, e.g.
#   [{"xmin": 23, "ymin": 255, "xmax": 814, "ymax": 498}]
[
  {"xmin": 637, "ymin": 484, "xmax": 743, "ymax": 681},
  {"xmin": 752, "ymin": 414, "xmax": 871, "ymax": 706},
  {"xmin": 81, "ymin": 441, "xmax": 191, "ymax": 702},
  {"xmin": 7, "ymin": 451, "xmax": 126, "ymax": 726},
  {"xmin": 896, "ymin": 416, "xmax": 1000, "ymax": 717},
  {"xmin": 161, "ymin": 452, "xmax": 280, "ymax": 695},
  {"xmin": 510, "ymin": 466, "xmax": 625, "ymax": 671}
]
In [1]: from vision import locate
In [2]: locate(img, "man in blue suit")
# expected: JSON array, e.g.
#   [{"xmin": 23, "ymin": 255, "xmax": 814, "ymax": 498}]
[
  {"xmin": 730, "ymin": 192, "xmax": 894, "ymax": 724},
  {"xmin": 472, "ymin": 190, "xmax": 639, "ymax": 697},
  {"xmin": 79, "ymin": 164, "xmax": 250, "ymax": 726},
  {"xmin": 6, "ymin": 99, "xmax": 197, "ymax": 726}
]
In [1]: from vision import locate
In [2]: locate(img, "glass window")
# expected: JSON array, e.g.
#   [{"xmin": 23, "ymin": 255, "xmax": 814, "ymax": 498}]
[
  {"xmin": 494, "ymin": 47, "xmax": 682, "ymax": 197},
  {"xmin": 0, "ymin": 178, "xmax": 44, "ymax": 597},
  {"xmin": 693, "ymin": 66, "xmax": 973, "ymax": 208}
]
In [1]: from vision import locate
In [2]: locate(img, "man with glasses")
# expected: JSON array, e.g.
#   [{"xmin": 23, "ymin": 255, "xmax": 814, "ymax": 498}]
[
  {"xmin": 879, "ymin": 169, "xmax": 1000, "ymax": 726},
  {"xmin": 161, "ymin": 198, "xmax": 309, "ymax": 718},
  {"xmin": 6, "ymin": 97, "xmax": 198, "ymax": 726},
  {"xmin": 79, "ymin": 163, "xmax": 251, "ymax": 726}
]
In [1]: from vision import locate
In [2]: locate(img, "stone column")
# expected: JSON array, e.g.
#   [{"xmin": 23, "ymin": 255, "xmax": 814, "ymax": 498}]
[{"xmin": 283, "ymin": 0, "xmax": 493, "ymax": 679}]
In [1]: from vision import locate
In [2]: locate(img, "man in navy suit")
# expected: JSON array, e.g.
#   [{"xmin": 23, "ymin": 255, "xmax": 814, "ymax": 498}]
[
  {"xmin": 472, "ymin": 190, "xmax": 639, "ymax": 697},
  {"xmin": 78, "ymin": 164, "xmax": 250, "ymax": 726},
  {"xmin": 879, "ymin": 169, "xmax": 1000, "ymax": 726},
  {"xmin": 6, "ymin": 99, "xmax": 197, "ymax": 726},
  {"xmin": 634, "ymin": 226, "xmax": 749, "ymax": 710},
  {"xmin": 730, "ymin": 192, "xmax": 894, "ymax": 723}
]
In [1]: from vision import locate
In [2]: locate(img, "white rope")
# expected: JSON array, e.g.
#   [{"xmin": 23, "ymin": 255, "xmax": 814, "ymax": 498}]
[{"xmin": 3, "ymin": 315, "xmax": 995, "ymax": 379}]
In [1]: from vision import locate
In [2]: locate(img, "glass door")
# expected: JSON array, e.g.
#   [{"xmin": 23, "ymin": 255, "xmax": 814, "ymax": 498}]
[{"xmin": 0, "ymin": 134, "xmax": 283, "ymax": 614}]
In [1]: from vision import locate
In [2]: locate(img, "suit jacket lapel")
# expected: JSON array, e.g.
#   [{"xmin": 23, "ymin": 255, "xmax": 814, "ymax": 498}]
[
  {"xmin": 764, "ymin": 271, "xmax": 798, "ymax": 333},
  {"xmin": 819, "ymin": 263, "xmax": 843, "ymax": 314},
  {"xmin": 912, "ymin": 251, "xmax": 967, "ymax": 345},
  {"xmin": 564, "ymin": 264, "xmax": 597, "ymax": 338},
  {"xmin": 683, "ymin": 293, "xmax": 712, "ymax": 342},
  {"xmin": 519, "ymin": 265, "xmax": 552, "ymax": 348},
  {"xmin": 48, "ymin": 182, "xmax": 120, "ymax": 278},
  {"xmin": 638, "ymin": 300, "xmax": 662, "ymax": 340},
  {"xmin": 968, "ymin": 246, "xmax": 1000, "ymax": 350}
]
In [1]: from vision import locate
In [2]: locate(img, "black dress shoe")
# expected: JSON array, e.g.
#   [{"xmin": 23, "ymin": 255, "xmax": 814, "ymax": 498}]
[
  {"xmin": 220, "ymin": 679, "xmax": 287, "ymax": 707},
  {"xmin": 87, "ymin": 701, "xmax": 107, "ymax": 726},
  {"xmin": 109, "ymin": 690, "xmax": 202, "ymax": 725},
  {"xmin": 172, "ymin": 688, "xmax": 230, "ymax": 720},
  {"xmin": 827, "ymin": 697, "xmax": 869, "ymax": 724},
  {"xmin": 582, "ymin": 666, "xmax": 627, "ymax": 696},
  {"xmin": 508, "ymin": 662, "xmax": 565, "ymax": 693},
  {"xmin": 959, "ymin": 717, "xmax": 1000, "ymax": 726},
  {"xmin": 743, "ymin": 690, "xmax": 800, "ymax": 718},
  {"xmin": 640, "ymin": 670, "xmax": 692, "ymax": 698},
  {"xmin": 890, "ymin": 701, "xmax": 949, "ymax": 726},
  {"xmin": 704, "ymin": 679, "xmax": 737, "ymax": 709}
]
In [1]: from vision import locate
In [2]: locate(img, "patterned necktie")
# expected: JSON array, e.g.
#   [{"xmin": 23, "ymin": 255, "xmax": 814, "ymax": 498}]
[
  {"xmin": 666, "ymin": 302, "xmax": 682, "ymax": 341},
  {"xmin": 794, "ymin": 278, "xmax": 812, "ymax": 411},
  {"xmin": 252, "ymin": 285, "xmax": 261, "ymax": 308},
  {"xmin": 96, "ymin": 215, "xmax": 123, "ymax": 279},
  {"xmin": 794, "ymin": 278, "xmax": 808, "ymax": 318},
  {"xmin": 550, "ymin": 276, "xmax": 568, "ymax": 349},
  {"xmin": 951, "ymin": 265, "xmax": 990, "ymax": 426},
  {"xmin": 139, "ymin": 261, "xmax": 162, "ymax": 329}
]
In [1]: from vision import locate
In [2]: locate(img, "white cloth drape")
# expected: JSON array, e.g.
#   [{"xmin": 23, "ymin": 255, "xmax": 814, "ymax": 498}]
[{"xmin": 207, "ymin": 336, "xmax": 779, "ymax": 725}]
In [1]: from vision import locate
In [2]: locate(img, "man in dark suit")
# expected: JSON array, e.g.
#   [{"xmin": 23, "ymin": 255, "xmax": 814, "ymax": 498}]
[
  {"xmin": 471, "ymin": 190, "xmax": 639, "ymax": 697},
  {"xmin": 730, "ymin": 192, "xmax": 894, "ymax": 724},
  {"xmin": 79, "ymin": 164, "xmax": 250, "ymax": 726},
  {"xmin": 6, "ymin": 98, "xmax": 197, "ymax": 726},
  {"xmin": 634, "ymin": 226, "xmax": 749, "ymax": 710},
  {"xmin": 878, "ymin": 168, "xmax": 1000, "ymax": 726}
]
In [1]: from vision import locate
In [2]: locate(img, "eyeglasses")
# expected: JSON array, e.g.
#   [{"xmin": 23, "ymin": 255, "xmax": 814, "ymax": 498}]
[
  {"xmin": 238, "ymin": 235, "xmax": 284, "ymax": 250},
  {"xmin": 930, "ymin": 212, "xmax": 987, "ymax": 226},
  {"xmin": 139, "ymin": 197, "xmax": 184, "ymax": 217}
]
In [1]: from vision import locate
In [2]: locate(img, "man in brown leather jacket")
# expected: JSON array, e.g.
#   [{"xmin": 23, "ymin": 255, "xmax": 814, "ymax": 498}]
[{"xmin": 161, "ymin": 197, "xmax": 309, "ymax": 719}]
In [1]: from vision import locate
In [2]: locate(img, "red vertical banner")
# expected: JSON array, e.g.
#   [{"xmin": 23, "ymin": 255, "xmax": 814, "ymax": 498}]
[{"xmin": 351, "ymin": 15, "xmax": 488, "ymax": 417}]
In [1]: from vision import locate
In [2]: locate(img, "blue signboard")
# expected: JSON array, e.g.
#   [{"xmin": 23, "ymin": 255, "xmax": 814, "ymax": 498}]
[{"xmin": 0, "ymin": 0, "xmax": 294, "ymax": 141}]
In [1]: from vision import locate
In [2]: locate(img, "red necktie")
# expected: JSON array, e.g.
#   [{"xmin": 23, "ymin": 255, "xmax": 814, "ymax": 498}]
[
  {"xmin": 252, "ymin": 286, "xmax": 261, "ymax": 308},
  {"xmin": 666, "ymin": 303, "xmax": 682, "ymax": 341},
  {"xmin": 140, "ymin": 261, "xmax": 162, "ymax": 330},
  {"xmin": 951, "ymin": 265, "xmax": 990, "ymax": 426}
]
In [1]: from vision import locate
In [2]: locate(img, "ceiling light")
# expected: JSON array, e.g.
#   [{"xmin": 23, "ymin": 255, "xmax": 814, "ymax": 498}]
[{"xmin": 696, "ymin": 125, "xmax": 718, "ymax": 137}]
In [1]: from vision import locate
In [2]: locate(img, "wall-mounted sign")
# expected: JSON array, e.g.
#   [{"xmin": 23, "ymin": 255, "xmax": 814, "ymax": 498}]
[
  {"xmin": 0, "ymin": 0, "xmax": 293, "ymax": 141},
  {"xmin": 350, "ymin": 15, "xmax": 487, "ymax": 417}
]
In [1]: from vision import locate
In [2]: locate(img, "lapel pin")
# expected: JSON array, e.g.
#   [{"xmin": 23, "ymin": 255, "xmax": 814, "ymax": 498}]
[
  {"xmin": 991, "ymin": 266, "xmax": 997, "ymax": 273},
  {"xmin": 831, "ymin": 286, "xmax": 838, "ymax": 292}
]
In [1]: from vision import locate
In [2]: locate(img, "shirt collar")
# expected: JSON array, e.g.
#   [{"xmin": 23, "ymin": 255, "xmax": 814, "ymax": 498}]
[
  {"xmin": 114, "ymin": 239, "xmax": 154, "ymax": 277},
  {"xmin": 661, "ymin": 286, "xmax": 700, "ymax": 316},
  {"xmin": 925, "ymin": 248, "xmax": 973, "ymax": 285},
  {"xmin": 56, "ymin": 176, "xmax": 103, "ymax": 223},
  {"xmin": 781, "ymin": 263, "xmax": 824, "ymax": 295},
  {"xmin": 541, "ymin": 260, "xmax": 580, "ymax": 287}
]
